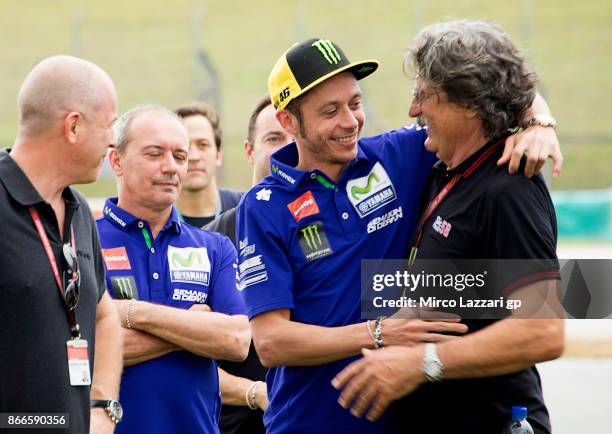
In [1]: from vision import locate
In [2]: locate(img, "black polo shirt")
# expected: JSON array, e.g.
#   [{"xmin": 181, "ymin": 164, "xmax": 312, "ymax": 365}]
[
  {"xmin": 396, "ymin": 139, "xmax": 557, "ymax": 434},
  {"xmin": 204, "ymin": 207, "xmax": 267, "ymax": 434},
  {"xmin": 0, "ymin": 150, "xmax": 106, "ymax": 434}
]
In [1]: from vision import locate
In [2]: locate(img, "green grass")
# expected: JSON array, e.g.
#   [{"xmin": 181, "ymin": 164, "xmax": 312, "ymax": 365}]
[
  {"xmin": 550, "ymin": 144, "xmax": 612, "ymax": 191},
  {"xmin": 73, "ymin": 177, "xmax": 117, "ymax": 199},
  {"xmin": 2, "ymin": 0, "xmax": 611, "ymax": 194}
]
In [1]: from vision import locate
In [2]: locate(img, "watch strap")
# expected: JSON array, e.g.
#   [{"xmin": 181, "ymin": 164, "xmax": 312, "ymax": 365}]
[{"xmin": 91, "ymin": 399, "xmax": 111, "ymax": 408}]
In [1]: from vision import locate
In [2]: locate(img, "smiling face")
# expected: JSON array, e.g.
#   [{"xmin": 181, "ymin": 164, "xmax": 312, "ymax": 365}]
[
  {"xmin": 181, "ymin": 114, "xmax": 221, "ymax": 193},
  {"xmin": 111, "ymin": 110, "xmax": 189, "ymax": 212},
  {"xmin": 408, "ymin": 79, "xmax": 477, "ymax": 165},
  {"xmin": 279, "ymin": 72, "xmax": 364, "ymax": 177}
]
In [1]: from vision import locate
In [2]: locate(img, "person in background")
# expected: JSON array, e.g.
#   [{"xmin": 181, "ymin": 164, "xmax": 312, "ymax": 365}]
[{"xmin": 175, "ymin": 102, "xmax": 242, "ymax": 227}]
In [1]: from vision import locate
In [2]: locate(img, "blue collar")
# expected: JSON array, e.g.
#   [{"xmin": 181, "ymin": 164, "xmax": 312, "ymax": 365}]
[
  {"xmin": 269, "ymin": 141, "xmax": 369, "ymax": 190},
  {"xmin": 102, "ymin": 197, "xmax": 182, "ymax": 234}
]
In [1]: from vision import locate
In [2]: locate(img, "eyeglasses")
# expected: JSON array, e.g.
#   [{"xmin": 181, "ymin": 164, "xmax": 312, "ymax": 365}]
[
  {"xmin": 62, "ymin": 243, "xmax": 81, "ymax": 311},
  {"xmin": 411, "ymin": 85, "xmax": 438, "ymax": 106}
]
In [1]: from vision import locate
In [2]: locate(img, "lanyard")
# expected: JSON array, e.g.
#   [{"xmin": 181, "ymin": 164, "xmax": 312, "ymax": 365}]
[
  {"xmin": 29, "ymin": 206, "xmax": 80, "ymax": 338},
  {"xmin": 408, "ymin": 139, "xmax": 505, "ymax": 265}
]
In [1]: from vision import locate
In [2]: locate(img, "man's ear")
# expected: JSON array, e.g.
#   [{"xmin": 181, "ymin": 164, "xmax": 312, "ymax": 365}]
[
  {"xmin": 276, "ymin": 110, "xmax": 299, "ymax": 137},
  {"xmin": 64, "ymin": 111, "xmax": 81, "ymax": 144},
  {"xmin": 215, "ymin": 148, "xmax": 223, "ymax": 167},
  {"xmin": 108, "ymin": 147, "xmax": 123, "ymax": 177},
  {"xmin": 244, "ymin": 140, "xmax": 255, "ymax": 164}
]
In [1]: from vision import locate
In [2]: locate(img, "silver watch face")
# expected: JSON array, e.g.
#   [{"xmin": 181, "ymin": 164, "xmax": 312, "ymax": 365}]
[
  {"xmin": 425, "ymin": 359, "xmax": 443, "ymax": 380},
  {"xmin": 109, "ymin": 400, "xmax": 123, "ymax": 420}
]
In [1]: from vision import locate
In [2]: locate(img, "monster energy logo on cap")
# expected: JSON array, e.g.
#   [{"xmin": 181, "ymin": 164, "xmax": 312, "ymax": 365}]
[
  {"xmin": 298, "ymin": 221, "xmax": 333, "ymax": 262},
  {"xmin": 267, "ymin": 37, "xmax": 379, "ymax": 110},
  {"xmin": 312, "ymin": 39, "xmax": 341, "ymax": 64}
]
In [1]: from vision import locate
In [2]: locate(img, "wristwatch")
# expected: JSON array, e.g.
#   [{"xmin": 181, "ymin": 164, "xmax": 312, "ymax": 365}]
[
  {"xmin": 421, "ymin": 343, "xmax": 444, "ymax": 382},
  {"xmin": 522, "ymin": 114, "xmax": 557, "ymax": 129},
  {"xmin": 91, "ymin": 399, "xmax": 123, "ymax": 424}
]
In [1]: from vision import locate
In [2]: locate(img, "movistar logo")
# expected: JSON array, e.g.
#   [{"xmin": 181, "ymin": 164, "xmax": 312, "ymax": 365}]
[
  {"xmin": 104, "ymin": 206, "xmax": 126, "ymax": 227},
  {"xmin": 172, "ymin": 251, "xmax": 203, "ymax": 268},
  {"xmin": 312, "ymin": 39, "xmax": 341, "ymax": 64},
  {"xmin": 351, "ymin": 172, "xmax": 380, "ymax": 199},
  {"xmin": 300, "ymin": 225, "xmax": 322, "ymax": 249},
  {"xmin": 271, "ymin": 164, "xmax": 296, "ymax": 184}
]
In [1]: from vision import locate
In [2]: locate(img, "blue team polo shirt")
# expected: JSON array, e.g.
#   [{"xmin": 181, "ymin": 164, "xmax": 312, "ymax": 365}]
[
  {"xmin": 96, "ymin": 198, "xmax": 246, "ymax": 434},
  {"xmin": 236, "ymin": 126, "xmax": 435, "ymax": 434}
]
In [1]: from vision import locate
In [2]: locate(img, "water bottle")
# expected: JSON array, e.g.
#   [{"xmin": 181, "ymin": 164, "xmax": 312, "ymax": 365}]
[{"xmin": 502, "ymin": 406, "xmax": 534, "ymax": 434}]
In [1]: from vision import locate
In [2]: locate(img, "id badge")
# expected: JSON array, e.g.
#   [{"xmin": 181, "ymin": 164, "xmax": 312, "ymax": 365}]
[{"xmin": 66, "ymin": 339, "xmax": 91, "ymax": 386}]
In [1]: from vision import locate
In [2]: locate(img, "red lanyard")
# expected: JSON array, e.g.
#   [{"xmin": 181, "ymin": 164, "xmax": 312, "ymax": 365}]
[
  {"xmin": 29, "ymin": 206, "xmax": 80, "ymax": 338},
  {"xmin": 408, "ymin": 139, "xmax": 505, "ymax": 264}
]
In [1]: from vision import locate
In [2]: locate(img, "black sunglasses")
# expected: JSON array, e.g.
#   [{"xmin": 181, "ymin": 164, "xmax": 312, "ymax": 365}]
[{"xmin": 62, "ymin": 243, "xmax": 81, "ymax": 311}]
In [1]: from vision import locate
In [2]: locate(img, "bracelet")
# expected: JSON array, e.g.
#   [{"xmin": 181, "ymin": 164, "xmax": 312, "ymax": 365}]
[
  {"xmin": 522, "ymin": 114, "xmax": 557, "ymax": 130},
  {"xmin": 366, "ymin": 320, "xmax": 376, "ymax": 347},
  {"xmin": 126, "ymin": 299, "xmax": 134, "ymax": 329},
  {"xmin": 246, "ymin": 381, "xmax": 261, "ymax": 410},
  {"xmin": 373, "ymin": 317, "xmax": 384, "ymax": 348}
]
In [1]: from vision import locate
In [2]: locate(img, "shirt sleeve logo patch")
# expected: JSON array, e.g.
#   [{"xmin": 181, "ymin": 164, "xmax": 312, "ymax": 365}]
[
  {"xmin": 168, "ymin": 246, "xmax": 211, "ymax": 286},
  {"xmin": 238, "ymin": 255, "xmax": 268, "ymax": 290},
  {"xmin": 256, "ymin": 188, "xmax": 272, "ymax": 201},
  {"xmin": 111, "ymin": 276, "xmax": 139, "ymax": 299},
  {"xmin": 346, "ymin": 162, "xmax": 397, "ymax": 217},
  {"xmin": 287, "ymin": 190, "xmax": 320, "ymax": 222},
  {"xmin": 298, "ymin": 221, "xmax": 333, "ymax": 262},
  {"xmin": 102, "ymin": 247, "xmax": 131, "ymax": 270}
]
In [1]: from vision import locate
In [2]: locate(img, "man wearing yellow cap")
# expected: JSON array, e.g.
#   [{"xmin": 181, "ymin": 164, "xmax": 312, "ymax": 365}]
[{"xmin": 236, "ymin": 37, "xmax": 561, "ymax": 434}]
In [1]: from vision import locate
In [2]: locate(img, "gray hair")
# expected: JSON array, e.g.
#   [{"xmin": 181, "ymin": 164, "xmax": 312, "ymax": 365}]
[
  {"xmin": 406, "ymin": 20, "xmax": 538, "ymax": 138},
  {"xmin": 113, "ymin": 105, "xmax": 187, "ymax": 153}
]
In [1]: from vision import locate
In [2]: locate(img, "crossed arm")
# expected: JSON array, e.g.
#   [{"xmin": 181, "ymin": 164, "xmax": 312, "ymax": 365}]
[{"xmin": 114, "ymin": 300, "xmax": 250, "ymax": 366}]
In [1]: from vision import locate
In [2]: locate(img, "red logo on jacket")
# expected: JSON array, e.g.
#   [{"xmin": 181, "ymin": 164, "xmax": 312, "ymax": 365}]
[
  {"xmin": 102, "ymin": 247, "xmax": 131, "ymax": 270},
  {"xmin": 287, "ymin": 191, "xmax": 320, "ymax": 222}
]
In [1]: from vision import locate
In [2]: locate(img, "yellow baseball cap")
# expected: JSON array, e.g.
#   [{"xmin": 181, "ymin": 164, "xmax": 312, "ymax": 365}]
[{"xmin": 268, "ymin": 38, "xmax": 379, "ymax": 110}]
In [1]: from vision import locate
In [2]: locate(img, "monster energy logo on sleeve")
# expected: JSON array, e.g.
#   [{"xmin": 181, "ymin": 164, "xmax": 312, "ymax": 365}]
[
  {"xmin": 312, "ymin": 39, "xmax": 341, "ymax": 64},
  {"xmin": 111, "ymin": 276, "xmax": 138, "ymax": 300},
  {"xmin": 298, "ymin": 221, "xmax": 333, "ymax": 262}
]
